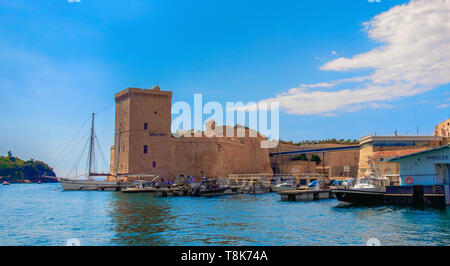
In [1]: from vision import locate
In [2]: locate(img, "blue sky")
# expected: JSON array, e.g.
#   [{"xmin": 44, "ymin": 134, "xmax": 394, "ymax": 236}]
[{"xmin": 0, "ymin": 0, "xmax": 449, "ymax": 176}]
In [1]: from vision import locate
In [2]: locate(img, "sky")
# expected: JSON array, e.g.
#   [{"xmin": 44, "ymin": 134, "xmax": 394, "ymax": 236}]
[{"xmin": 0, "ymin": 0, "xmax": 449, "ymax": 176}]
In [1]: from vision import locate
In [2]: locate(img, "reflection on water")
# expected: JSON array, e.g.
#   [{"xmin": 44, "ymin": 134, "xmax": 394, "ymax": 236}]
[
  {"xmin": 0, "ymin": 183, "xmax": 449, "ymax": 246},
  {"xmin": 331, "ymin": 203, "xmax": 450, "ymax": 246},
  {"xmin": 108, "ymin": 193, "xmax": 173, "ymax": 245}
]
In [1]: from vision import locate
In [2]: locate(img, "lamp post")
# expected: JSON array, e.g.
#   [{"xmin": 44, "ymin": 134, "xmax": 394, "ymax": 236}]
[{"xmin": 217, "ymin": 144, "xmax": 222, "ymax": 179}]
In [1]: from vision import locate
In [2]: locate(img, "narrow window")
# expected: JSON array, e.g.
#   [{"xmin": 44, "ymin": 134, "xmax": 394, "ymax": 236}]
[
  {"xmin": 152, "ymin": 161, "xmax": 156, "ymax": 168},
  {"xmin": 144, "ymin": 123, "xmax": 148, "ymax": 130},
  {"xmin": 143, "ymin": 145, "xmax": 148, "ymax": 154}
]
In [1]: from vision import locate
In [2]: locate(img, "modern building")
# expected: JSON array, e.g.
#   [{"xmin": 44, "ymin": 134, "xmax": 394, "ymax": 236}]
[
  {"xmin": 388, "ymin": 145, "xmax": 450, "ymax": 205},
  {"xmin": 109, "ymin": 86, "xmax": 273, "ymax": 182},
  {"xmin": 269, "ymin": 143, "xmax": 360, "ymax": 179},
  {"xmin": 358, "ymin": 135, "xmax": 446, "ymax": 177}
]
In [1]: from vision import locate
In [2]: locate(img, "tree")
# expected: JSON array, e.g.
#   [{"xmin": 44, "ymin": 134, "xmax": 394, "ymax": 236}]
[
  {"xmin": 7, "ymin": 150, "xmax": 15, "ymax": 162},
  {"xmin": 292, "ymin": 154, "xmax": 308, "ymax": 161},
  {"xmin": 310, "ymin": 154, "xmax": 322, "ymax": 164}
]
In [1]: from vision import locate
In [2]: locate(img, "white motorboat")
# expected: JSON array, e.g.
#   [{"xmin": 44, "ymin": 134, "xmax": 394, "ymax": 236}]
[
  {"xmin": 241, "ymin": 181, "xmax": 270, "ymax": 194},
  {"xmin": 333, "ymin": 163, "xmax": 390, "ymax": 204},
  {"xmin": 273, "ymin": 179, "xmax": 297, "ymax": 192}
]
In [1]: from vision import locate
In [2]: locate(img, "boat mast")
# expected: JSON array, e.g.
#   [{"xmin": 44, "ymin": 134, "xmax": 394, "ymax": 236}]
[{"xmin": 87, "ymin": 113, "xmax": 95, "ymax": 181}]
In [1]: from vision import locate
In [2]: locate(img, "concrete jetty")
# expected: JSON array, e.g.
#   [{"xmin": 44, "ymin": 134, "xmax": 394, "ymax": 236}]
[{"xmin": 279, "ymin": 189, "xmax": 335, "ymax": 202}]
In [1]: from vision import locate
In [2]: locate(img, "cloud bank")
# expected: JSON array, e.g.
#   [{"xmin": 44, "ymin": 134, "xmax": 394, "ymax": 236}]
[{"xmin": 257, "ymin": 0, "xmax": 450, "ymax": 115}]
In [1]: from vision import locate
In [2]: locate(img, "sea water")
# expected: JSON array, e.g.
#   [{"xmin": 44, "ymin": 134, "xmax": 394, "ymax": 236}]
[{"xmin": 0, "ymin": 183, "xmax": 449, "ymax": 246}]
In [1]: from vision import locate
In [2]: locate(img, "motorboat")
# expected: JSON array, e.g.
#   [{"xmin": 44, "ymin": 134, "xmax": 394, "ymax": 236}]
[
  {"xmin": 122, "ymin": 180, "xmax": 157, "ymax": 193},
  {"xmin": 191, "ymin": 177, "xmax": 237, "ymax": 197},
  {"xmin": 332, "ymin": 169, "xmax": 390, "ymax": 205},
  {"xmin": 241, "ymin": 181, "xmax": 270, "ymax": 194},
  {"xmin": 273, "ymin": 178, "xmax": 297, "ymax": 192}
]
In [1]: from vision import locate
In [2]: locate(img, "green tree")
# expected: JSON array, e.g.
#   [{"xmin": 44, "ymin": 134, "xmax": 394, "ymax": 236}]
[
  {"xmin": 292, "ymin": 154, "xmax": 308, "ymax": 161},
  {"xmin": 310, "ymin": 154, "xmax": 322, "ymax": 164},
  {"xmin": 7, "ymin": 150, "xmax": 15, "ymax": 162}
]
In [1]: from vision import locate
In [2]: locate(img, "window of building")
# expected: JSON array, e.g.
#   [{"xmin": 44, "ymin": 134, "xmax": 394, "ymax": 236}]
[
  {"xmin": 152, "ymin": 161, "xmax": 156, "ymax": 168},
  {"xmin": 143, "ymin": 145, "xmax": 148, "ymax": 154},
  {"xmin": 144, "ymin": 123, "xmax": 148, "ymax": 130}
]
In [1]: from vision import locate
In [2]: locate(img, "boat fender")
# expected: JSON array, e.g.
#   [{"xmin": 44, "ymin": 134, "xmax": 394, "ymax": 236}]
[{"xmin": 405, "ymin": 176, "xmax": 414, "ymax": 185}]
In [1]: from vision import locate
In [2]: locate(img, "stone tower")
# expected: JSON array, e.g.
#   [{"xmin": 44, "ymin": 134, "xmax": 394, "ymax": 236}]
[{"xmin": 110, "ymin": 86, "xmax": 173, "ymax": 178}]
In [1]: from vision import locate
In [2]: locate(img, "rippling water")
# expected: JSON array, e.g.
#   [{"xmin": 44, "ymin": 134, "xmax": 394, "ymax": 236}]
[{"xmin": 1, "ymin": 183, "xmax": 449, "ymax": 246}]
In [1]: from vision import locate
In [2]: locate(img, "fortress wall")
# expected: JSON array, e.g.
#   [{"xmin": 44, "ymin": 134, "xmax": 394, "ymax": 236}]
[
  {"xmin": 170, "ymin": 135, "xmax": 272, "ymax": 181},
  {"xmin": 110, "ymin": 87, "xmax": 272, "ymax": 181}
]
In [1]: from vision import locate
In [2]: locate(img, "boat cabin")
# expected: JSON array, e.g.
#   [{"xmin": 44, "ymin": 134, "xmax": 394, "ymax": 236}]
[
  {"xmin": 353, "ymin": 177, "xmax": 390, "ymax": 188},
  {"xmin": 200, "ymin": 177, "xmax": 220, "ymax": 189}
]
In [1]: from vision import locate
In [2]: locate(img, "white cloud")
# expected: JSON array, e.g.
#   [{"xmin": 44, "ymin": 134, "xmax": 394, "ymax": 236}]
[
  {"xmin": 299, "ymin": 82, "xmax": 335, "ymax": 88},
  {"xmin": 331, "ymin": 51, "xmax": 338, "ymax": 55},
  {"xmin": 298, "ymin": 76, "xmax": 370, "ymax": 89},
  {"xmin": 436, "ymin": 97, "xmax": 450, "ymax": 108},
  {"xmin": 437, "ymin": 103, "xmax": 450, "ymax": 109},
  {"xmin": 255, "ymin": 0, "xmax": 450, "ymax": 115}
]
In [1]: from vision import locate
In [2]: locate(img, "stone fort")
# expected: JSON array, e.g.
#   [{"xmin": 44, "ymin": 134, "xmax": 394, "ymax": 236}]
[{"xmin": 109, "ymin": 86, "xmax": 273, "ymax": 181}]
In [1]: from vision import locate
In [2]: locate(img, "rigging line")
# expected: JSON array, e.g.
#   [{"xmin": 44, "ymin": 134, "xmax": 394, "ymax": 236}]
[
  {"xmin": 95, "ymin": 102, "xmax": 114, "ymax": 116},
  {"xmin": 94, "ymin": 133, "xmax": 109, "ymax": 173},
  {"xmin": 53, "ymin": 129, "xmax": 91, "ymax": 169},
  {"xmin": 51, "ymin": 116, "xmax": 91, "ymax": 168},
  {"xmin": 65, "ymin": 135, "xmax": 90, "ymax": 178}
]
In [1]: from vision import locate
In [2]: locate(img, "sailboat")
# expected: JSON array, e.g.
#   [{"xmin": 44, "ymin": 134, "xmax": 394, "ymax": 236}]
[{"xmin": 59, "ymin": 113, "xmax": 133, "ymax": 191}]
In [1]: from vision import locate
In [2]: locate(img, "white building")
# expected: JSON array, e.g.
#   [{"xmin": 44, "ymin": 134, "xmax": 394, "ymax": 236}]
[{"xmin": 388, "ymin": 144, "xmax": 450, "ymax": 205}]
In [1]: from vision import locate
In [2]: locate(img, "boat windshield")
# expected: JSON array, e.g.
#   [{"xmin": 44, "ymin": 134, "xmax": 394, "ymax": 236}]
[
  {"xmin": 201, "ymin": 179, "xmax": 219, "ymax": 188},
  {"xmin": 358, "ymin": 178, "xmax": 389, "ymax": 187}
]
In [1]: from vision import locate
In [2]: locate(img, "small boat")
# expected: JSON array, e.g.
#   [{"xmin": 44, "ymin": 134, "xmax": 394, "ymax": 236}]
[
  {"xmin": 38, "ymin": 180, "xmax": 42, "ymax": 184},
  {"xmin": 122, "ymin": 178, "xmax": 182, "ymax": 194},
  {"xmin": 191, "ymin": 177, "xmax": 237, "ymax": 197},
  {"xmin": 332, "ymin": 169, "xmax": 390, "ymax": 205},
  {"xmin": 241, "ymin": 181, "xmax": 270, "ymax": 194},
  {"xmin": 2, "ymin": 181, "xmax": 10, "ymax": 185},
  {"xmin": 273, "ymin": 178, "xmax": 297, "ymax": 193}
]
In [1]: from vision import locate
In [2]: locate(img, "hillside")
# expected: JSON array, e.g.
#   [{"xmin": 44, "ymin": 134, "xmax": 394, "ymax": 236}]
[{"xmin": 0, "ymin": 151, "xmax": 57, "ymax": 183}]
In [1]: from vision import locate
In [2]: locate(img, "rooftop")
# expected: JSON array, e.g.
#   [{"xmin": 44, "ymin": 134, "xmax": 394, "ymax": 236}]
[
  {"xmin": 387, "ymin": 144, "xmax": 450, "ymax": 162},
  {"xmin": 359, "ymin": 135, "xmax": 443, "ymax": 146},
  {"xmin": 373, "ymin": 148, "xmax": 428, "ymax": 161}
]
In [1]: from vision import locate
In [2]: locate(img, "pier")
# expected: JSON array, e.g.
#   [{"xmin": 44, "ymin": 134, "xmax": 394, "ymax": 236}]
[
  {"xmin": 279, "ymin": 189, "xmax": 335, "ymax": 202},
  {"xmin": 154, "ymin": 187, "xmax": 191, "ymax": 197},
  {"xmin": 122, "ymin": 186, "xmax": 191, "ymax": 196}
]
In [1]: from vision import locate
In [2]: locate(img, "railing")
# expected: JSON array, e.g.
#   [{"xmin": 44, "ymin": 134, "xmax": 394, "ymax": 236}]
[
  {"xmin": 227, "ymin": 173, "xmax": 326, "ymax": 186},
  {"xmin": 228, "ymin": 173, "xmax": 324, "ymax": 179}
]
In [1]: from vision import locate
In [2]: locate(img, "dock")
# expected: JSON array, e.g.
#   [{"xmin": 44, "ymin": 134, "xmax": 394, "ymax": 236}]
[
  {"xmin": 122, "ymin": 186, "xmax": 191, "ymax": 196},
  {"xmin": 279, "ymin": 189, "xmax": 335, "ymax": 202},
  {"xmin": 154, "ymin": 187, "xmax": 191, "ymax": 197}
]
